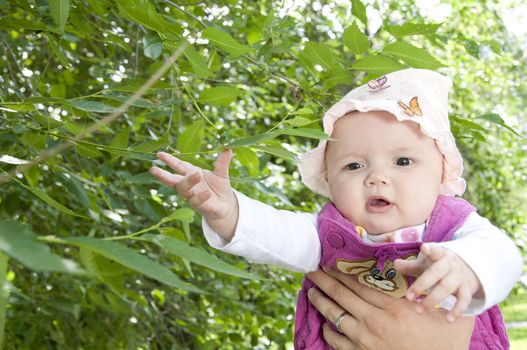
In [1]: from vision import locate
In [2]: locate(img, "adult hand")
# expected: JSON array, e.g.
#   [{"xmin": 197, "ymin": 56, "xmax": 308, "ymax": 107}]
[{"xmin": 306, "ymin": 268, "xmax": 475, "ymax": 350}]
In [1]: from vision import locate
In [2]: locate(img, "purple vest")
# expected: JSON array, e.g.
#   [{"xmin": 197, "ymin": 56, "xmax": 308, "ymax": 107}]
[{"xmin": 294, "ymin": 195, "xmax": 509, "ymax": 350}]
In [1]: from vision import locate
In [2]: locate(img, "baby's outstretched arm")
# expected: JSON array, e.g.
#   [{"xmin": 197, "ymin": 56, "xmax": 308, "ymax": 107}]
[
  {"xmin": 394, "ymin": 243, "xmax": 480, "ymax": 323},
  {"xmin": 149, "ymin": 149, "xmax": 238, "ymax": 240}
]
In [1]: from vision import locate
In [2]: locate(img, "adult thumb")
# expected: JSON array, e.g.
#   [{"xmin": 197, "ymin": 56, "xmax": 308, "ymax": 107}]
[{"xmin": 213, "ymin": 149, "xmax": 233, "ymax": 179}]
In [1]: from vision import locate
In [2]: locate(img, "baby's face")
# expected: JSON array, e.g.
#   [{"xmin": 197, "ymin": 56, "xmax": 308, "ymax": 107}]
[{"xmin": 325, "ymin": 110, "xmax": 444, "ymax": 235}]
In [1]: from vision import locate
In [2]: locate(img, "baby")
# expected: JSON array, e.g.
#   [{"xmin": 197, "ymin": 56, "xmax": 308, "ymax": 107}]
[{"xmin": 150, "ymin": 69, "xmax": 522, "ymax": 349}]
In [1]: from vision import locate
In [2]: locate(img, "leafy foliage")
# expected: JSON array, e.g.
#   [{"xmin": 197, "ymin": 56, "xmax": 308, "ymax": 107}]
[{"xmin": 0, "ymin": 0, "xmax": 525, "ymax": 348}]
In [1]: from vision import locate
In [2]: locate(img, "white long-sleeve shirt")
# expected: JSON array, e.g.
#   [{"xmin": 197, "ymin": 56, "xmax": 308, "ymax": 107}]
[{"xmin": 203, "ymin": 191, "xmax": 523, "ymax": 314}]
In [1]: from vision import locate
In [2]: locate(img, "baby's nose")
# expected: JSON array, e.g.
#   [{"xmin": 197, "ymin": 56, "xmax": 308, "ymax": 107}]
[{"xmin": 365, "ymin": 173, "xmax": 389, "ymax": 186}]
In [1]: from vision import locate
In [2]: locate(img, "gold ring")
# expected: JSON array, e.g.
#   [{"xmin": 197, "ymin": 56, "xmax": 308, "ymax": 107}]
[{"xmin": 335, "ymin": 311, "xmax": 348, "ymax": 332}]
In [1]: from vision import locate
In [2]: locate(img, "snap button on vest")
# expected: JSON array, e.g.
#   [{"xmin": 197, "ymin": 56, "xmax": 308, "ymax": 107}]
[{"xmin": 327, "ymin": 232, "xmax": 344, "ymax": 248}]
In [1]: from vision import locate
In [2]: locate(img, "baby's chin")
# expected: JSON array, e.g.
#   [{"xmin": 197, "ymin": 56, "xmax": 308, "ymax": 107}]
[{"xmin": 361, "ymin": 222, "xmax": 419, "ymax": 235}]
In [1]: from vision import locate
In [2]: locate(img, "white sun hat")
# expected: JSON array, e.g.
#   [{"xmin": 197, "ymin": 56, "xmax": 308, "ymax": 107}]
[{"xmin": 298, "ymin": 68, "xmax": 466, "ymax": 198}]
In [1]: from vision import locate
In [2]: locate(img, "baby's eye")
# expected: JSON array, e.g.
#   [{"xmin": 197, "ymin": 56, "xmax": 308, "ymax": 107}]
[
  {"xmin": 395, "ymin": 157, "xmax": 413, "ymax": 166},
  {"xmin": 345, "ymin": 162, "xmax": 364, "ymax": 171}
]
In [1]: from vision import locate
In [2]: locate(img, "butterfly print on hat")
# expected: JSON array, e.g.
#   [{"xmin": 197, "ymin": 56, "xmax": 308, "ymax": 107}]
[
  {"xmin": 367, "ymin": 76, "xmax": 390, "ymax": 91},
  {"xmin": 398, "ymin": 96, "xmax": 422, "ymax": 117}
]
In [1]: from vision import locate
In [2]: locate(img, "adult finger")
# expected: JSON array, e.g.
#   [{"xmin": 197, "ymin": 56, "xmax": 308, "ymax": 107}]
[
  {"xmin": 149, "ymin": 166, "xmax": 183, "ymax": 187},
  {"xmin": 322, "ymin": 268, "xmax": 389, "ymax": 310},
  {"xmin": 307, "ymin": 288, "xmax": 358, "ymax": 334},
  {"xmin": 213, "ymin": 149, "xmax": 233, "ymax": 179},
  {"xmin": 157, "ymin": 152, "xmax": 196, "ymax": 175},
  {"xmin": 322, "ymin": 323, "xmax": 356, "ymax": 350}
]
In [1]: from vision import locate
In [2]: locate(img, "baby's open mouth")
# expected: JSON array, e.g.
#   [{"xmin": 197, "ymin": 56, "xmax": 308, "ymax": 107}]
[{"xmin": 368, "ymin": 198, "xmax": 391, "ymax": 207}]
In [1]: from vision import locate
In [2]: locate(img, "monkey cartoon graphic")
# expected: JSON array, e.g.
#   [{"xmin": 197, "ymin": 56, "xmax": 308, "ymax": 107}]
[{"xmin": 336, "ymin": 255, "xmax": 417, "ymax": 298}]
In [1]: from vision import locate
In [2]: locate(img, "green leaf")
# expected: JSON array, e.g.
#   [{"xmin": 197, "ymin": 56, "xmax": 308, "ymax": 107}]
[
  {"xmin": 284, "ymin": 116, "xmax": 314, "ymax": 127},
  {"xmin": 110, "ymin": 129, "xmax": 130, "ymax": 149},
  {"xmin": 288, "ymin": 108, "xmax": 314, "ymax": 116},
  {"xmin": 34, "ymin": 113, "xmax": 63, "ymax": 129},
  {"xmin": 103, "ymin": 148, "xmax": 157, "ymax": 161},
  {"xmin": 177, "ymin": 121, "xmax": 205, "ymax": 154},
  {"xmin": 278, "ymin": 128, "xmax": 329, "ymax": 140},
  {"xmin": 63, "ymin": 237, "xmax": 201, "ymax": 293},
  {"xmin": 75, "ymin": 143, "xmax": 104, "ymax": 158},
  {"xmin": 480, "ymin": 113, "xmax": 523, "ymax": 137},
  {"xmin": 18, "ymin": 182, "xmax": 89, "ymax": 219},
  {"xmin": 162, "ymin": 208, "xmax": 195, "ymax": 224},
  {"xmin": 463, "ymin": 39, "xmax": 480, "ymax": 58},
  {"xmin": 183, "ymin": 43, "xmax": 214, "ymax": 78},
  {"xmin": 235, "ymin": 147, "xmax": 260, "ymax": 177},
  {"xmin": 127, "ymin": 208, "xmax": 195, "ymax": 238},
  {"xmin": 101, "ymin": 91, "xmax": 155, "ymax": 109},
  {"xmin": 0, "ymin": 253, "xmax": 7, "ymax": 349},
  {"xmin": 198, "ymin": 86, "xmax": 241, "ymax": 107},
  {"xmin": 116, "ymin": 0, "xmax": 182, "ymax": 40},
  {"xmin": 226, "ymin": 132, "xmax": 279, "ymax": 148},
  {"xmin": 58, "ymin": 173, "xmax": 91, "ymax": 210},
  {"xmin": 351, "ymin": 0, "xmax": 368, "ymax": 27},
  {"xmin": 351, "ymin": 54, "xmax": 405, "ymax": 75},
  {"xmin": 143, "ymin": 32, "xmax": 163, "ymax": 60},
  {"xmin": 382, "ymin": 41, "xmax": 444, "ymax": 69},
  {"xmin": 45, "ymin": 35, "xmax": 72, "ymax": 69},
  {"xmin": 0, "ymin": 221, "xmax": 79, "ymax": 273},
  {"xmin": 0, "ymin": 17, "xmax": 52, "ymax": 32},
  {"xmin": 386, "ymin": 22, "xmax": 442, "ymax": 37},
  {"xmin": 202, "ymin": 27, "xmax": 253, "ymax": 57},
  {"xmin": 323, "ymin": 65, "xmax": 354, "ymax": 89},
  {"xmin": 143, "ymin": 234, "xmax": 258, "ymax": 280},
  {"xmin": 49, "ymin": 0, "xmax": 70, "ymax": 32},
  {"xmin": 450, "ymin": 115, "xmax": 487, "ymax": 132},
  {"xmin": 252, "ymin": 145, "xmax": 296, "ymax": 160},
  {"xmin": 131, "ymin": 133, "xmax": 171, "ymax": 153},
  {"xmin": 79, "ymin": 247, "xmax": 127, "ymax": 294},
  {"xmin": 343, "ymin": 22, "xmax": 370, "ymax": 55},
  {"xmin": 70, "ymin": 100, "xmax": 118, "ymax": 113},
  {"xmin": 301, "ymin": 42, "xmax": 335, "ymax": 70},
  {"xmin": 20, "ymin": 133, "xmax": 46, "ymax": 149}
]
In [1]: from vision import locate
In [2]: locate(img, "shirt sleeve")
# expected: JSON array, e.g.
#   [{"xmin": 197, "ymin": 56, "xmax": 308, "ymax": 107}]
[
  {"xmin": 437, "ymin": 211, "xmax": 523, "ymax": 315},
  {"xmin": 202, "ymin": 190, "xmax": 321, "ymax": 273}
]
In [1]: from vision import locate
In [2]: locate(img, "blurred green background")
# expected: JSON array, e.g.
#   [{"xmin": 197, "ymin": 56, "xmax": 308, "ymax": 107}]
[{"xmin": 0, "ymin": 0, "xmax": 525, "ymax": 348}]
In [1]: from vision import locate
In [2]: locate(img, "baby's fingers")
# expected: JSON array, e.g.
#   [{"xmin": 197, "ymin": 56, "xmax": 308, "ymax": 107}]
[
  {"xmin": 417, "ymin": 272, "xmax": 459, "ymax": 312},
  {"xmin": 394, "ymin": 258, "xmax": 425, "ymax": 277},
  {"xmin": 420, "ymin": 243, "xmax": 445, "ymax": 262},
  {"xmin": 157, "ymin": 152, "xmax": 195, "ymax": 175},
  {"xmin": 149, "ymin": 166, "xmax": 183, "ymax": 187},
  {"xmin": 446, "ymin": 288, "xmax": 472, "ymax": 323},
  {"xmin": 188, "ymin": 190, "xmax": 212, "ymax": 210},
  {"xmin": 406, "ymin": 258, "xmax": 449, "ymax": 302},
  {"xmin": 176, "ymin": 172, "xmax": 203, "ymax": 198}
]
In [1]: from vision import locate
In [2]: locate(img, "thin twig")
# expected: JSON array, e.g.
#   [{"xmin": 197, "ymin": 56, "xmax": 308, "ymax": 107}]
[{"xmin": 1, "ymin": 37, "xmax": 33, "ymax": 95}]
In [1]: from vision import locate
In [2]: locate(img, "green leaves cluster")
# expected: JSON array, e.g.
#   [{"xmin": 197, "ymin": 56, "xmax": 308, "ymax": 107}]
[{"xmin": 0, "ymin": 0, "xmax": 525, "ymax": 348}]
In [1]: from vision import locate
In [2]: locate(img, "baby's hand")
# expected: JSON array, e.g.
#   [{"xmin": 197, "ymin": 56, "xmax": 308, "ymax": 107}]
[
  {"xmin": 149, "ymin": 149, "xmax": 238, "ymax": 240},
  {"xmin": 394, "ymin": 243, "xmax": 481, "ymax": 322}
]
